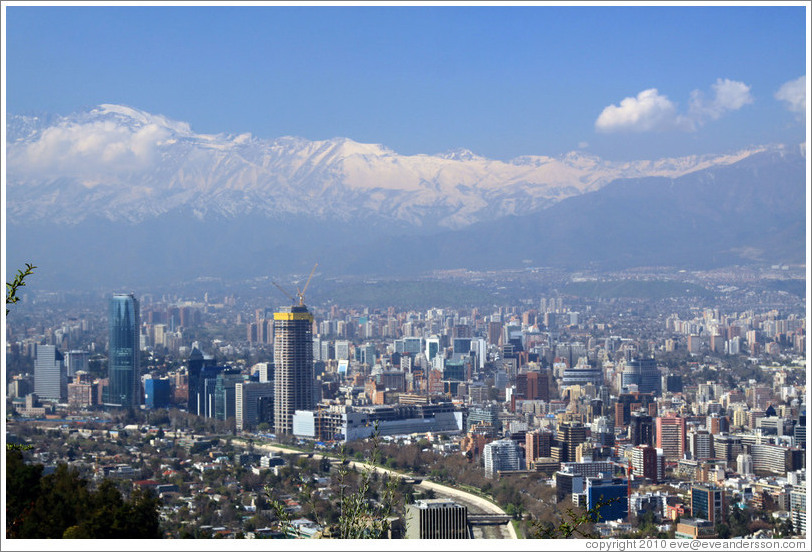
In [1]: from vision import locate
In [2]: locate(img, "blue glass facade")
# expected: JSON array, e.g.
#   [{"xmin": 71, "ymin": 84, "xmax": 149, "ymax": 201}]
[
  {"xmin": 587, "ymin": 478, "xmax": 629, "ymax": 522},
  {"xmin": 145, "ymin": 378, "xmax": 171, "ymax": 409},
  {"xmin": 621, "ymin": 358, "xmax": 662, "ymax": 396},
  {"xmin": 107, "ymin": 294, "xmax": 140, "ymax": 407}
]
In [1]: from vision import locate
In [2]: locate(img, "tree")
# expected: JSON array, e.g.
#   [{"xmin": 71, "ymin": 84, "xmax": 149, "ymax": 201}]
[
  {"xmin": 6, "ymin": 449, "xmax": 44, "ymax": 537},
  {"xmin": 529, "ymin": 497, "xmax": 620, "ymax": 539},
  {"xmin": 6, "ymin": 450, "xmax": 162, "ymax": 538},
  {"xmin": 265, "ymin": 424, "xmax": 398, "ymax": 539},
  {"xmin": 6, "ymin": 263, "xmax": 36, "ymax": 314}
]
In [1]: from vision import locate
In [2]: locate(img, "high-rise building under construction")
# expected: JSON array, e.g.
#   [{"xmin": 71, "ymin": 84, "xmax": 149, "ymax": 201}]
[{"xmin": 273, "ymin": 304, "xmax": 315, "ymax": 434}]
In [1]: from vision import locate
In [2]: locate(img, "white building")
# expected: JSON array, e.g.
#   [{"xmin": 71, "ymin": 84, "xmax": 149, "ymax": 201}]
[
  {"xmin": 34, "ymin": 344, "xmax": 66, "ymax": 402},
  {"xmin": 483, "ymin": 439, "xmax": 523, "ymax": 478}
]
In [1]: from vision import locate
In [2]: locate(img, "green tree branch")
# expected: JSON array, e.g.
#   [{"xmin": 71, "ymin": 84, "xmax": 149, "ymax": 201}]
[{"xmin": 6, "ymin": 263, "xmax": 36, "ymax": 314}]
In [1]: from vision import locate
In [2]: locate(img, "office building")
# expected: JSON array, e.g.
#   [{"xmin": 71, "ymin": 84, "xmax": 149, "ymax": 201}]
[
  {"xmin": 632, "ymin": 445, "xmax": 660, "ymax": 482},
  {"xmin": 425, "ymin": 337, "xmax": 440, "ymax": 362},
  {"xmin": 334, "ymin": 340, "xmax": 351, "ymax": 361},
  {"xmin": 64, "ymin": 350, "xmax": 89, "ymax": 378},
  {"xmin": 107, "ymin": 294, "xmax": 140, "ymax": 407},
  {"xmin": 34, "ymin": 344, "xmax": 66, "ymax": 402},
  {"xmin": 615, "ymin": 392, "xmax": 657, "ymax": 427},
  {"xmin": 67, "ymin": 373, "xmax": 95, "ymax": 409},
  {"xmin": 274, "ymin": 304, "xmax": 315, "ymax": 435},
  {"xmin": 629, "ymin": 413, "xmax": 655, "ymax": 446},
  {"xmin": 749, "ymin": 443, "xmax": 797, "ymax": 475},
  {"xmin": 713, "ymin": 434, "xmax": 743, "ymax": 462},
  {"xmin": 236, "ymin": 381, "xmax": 274, "ymax": 432},
  {"xmin": 253, "ymin": 362, "xmax": 273, "ymax": 383},
  {"xmin": 144, "ymin": 377, "xmax": 171, "ymax": 409},
  {"xmin": 467, "ymin": 403, "xmax": 501, "ymax": 433},
  {"xmin": 293, "ymin": 402, "xmax": 463, "ymax": 442},
  {"xmin": 794, "ymin": 411, "xmax": 806, "ymax": 447},
  {"xmin": 561, "ymin": 363, "xmax": 603, "ymax": 388},
  {"xmin": 360, "ymin": 343, "xmax": 377, "ymax": 367},
  {"xmin": 621, "ymin": 357, "xmax": 662, "ymax": 395},
  {"xmin": 555, "ymin": 469, "xmax": 585, "ymax": 503},
  {"xmin": 186, "ymin": 346, "xmax": 207, "ymax": 414},
  {"xmin": 688, "ymin": 430, "xmax": 714, "ymax": 460},
  {"xmin": 790, "ymin": 485, "xmax": 806, "ymax": 536},
  {"xmin": 656, "ymin": 413, "xmax": 687, "ymax": 461},
  {"xmin": 584, "ymin": 477, "xmax": 628, "ymax": 522},
  {"xmin": 214, "ymin": 369, "xmax": 244, "ymax": 420},
  {"xmin": 675, "ymin": 519, "xmax": 717, "ymax": 539},
  {"xmin": 483, "ymin": 439, "xmax": 523, "ymax": 478},
  {"xmin": 526, "ymin": 429, "xmax": 552, "ymax": 467},
  {"xmin": 665, "ymin": 374, "xmax": 684, "ymax": 393},
  {"xmin": 690, "ymin": 484, "xmax": 724, "ymax": 526},
  {"xmin": 559, "ymin": 421, "xmax": 587, "ymax": 463},
  {"xmin": 405, "ymin": 499, "xmax": 468, "ymax": 539}
]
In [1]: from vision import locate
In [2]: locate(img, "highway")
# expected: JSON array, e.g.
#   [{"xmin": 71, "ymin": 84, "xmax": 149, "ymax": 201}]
[{"xmin": 235, "ymin": 439, "xmax": 517, "ymax": 539}]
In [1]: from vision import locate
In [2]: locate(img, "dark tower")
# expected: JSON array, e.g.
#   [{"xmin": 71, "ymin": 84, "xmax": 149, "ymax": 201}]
[{"xmin": 107, "ymin": 294, "xmax": 140, "ymax": 407}]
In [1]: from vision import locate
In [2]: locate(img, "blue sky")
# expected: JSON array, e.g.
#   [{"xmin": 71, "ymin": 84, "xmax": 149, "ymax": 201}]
[{"xmin": 4, "ymin": 3, "xmax": 808, "ymax": 161}]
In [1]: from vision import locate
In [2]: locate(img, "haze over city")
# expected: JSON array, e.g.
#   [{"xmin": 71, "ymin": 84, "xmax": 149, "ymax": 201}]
[{"xmin": 2, "ymin": 1, "xmax": 810, "ymax": 549}]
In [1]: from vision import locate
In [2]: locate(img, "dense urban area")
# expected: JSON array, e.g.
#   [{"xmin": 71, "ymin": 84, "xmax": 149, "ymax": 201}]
[{"xmin": 4, "ymin": 264, "xmax": 808, "ymax": 541}]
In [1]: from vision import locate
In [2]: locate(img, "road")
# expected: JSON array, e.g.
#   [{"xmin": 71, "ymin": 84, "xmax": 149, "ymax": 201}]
[{"xmin": 236, "ymin": 440, "xmax": 517, "ymax": 539}]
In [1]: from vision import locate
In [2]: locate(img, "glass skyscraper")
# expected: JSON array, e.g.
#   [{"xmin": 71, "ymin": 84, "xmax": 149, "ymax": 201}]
[{"xmin": 107, "ymin": 293, "xmax": 140, "ymax": 407}]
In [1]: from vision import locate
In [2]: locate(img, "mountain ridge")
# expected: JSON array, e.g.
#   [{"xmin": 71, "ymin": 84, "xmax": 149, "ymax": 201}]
[{"xmin": 6, "ymin": 104, "xmax": 792, "ymax": 229}]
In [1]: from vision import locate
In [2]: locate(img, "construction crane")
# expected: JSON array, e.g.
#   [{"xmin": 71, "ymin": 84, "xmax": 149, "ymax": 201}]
[
  {"xmin": 296, "ymin": 262, "xmax": 318, "ymax": 306},
  {"xmin": 272, "ymin": 262, "xmax": 318, "ymax": 306},
  {"xmin": 272, "ymin": 281, "xmax": 296, "ymax": 304},
  {"xmin": 610, "ymin": 458, "xmax": 634, "ymax": 521}
]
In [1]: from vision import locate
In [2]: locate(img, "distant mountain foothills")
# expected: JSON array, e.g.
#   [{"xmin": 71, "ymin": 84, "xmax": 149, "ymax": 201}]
[{"xmin": 5, "ymin": 105, "xmax": 807, "ymax": 289}]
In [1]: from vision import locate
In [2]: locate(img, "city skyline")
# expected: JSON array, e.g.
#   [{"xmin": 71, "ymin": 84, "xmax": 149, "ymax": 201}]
[
  {"xmin": 3, "ymin": 1, "xmax": 809, "ymax": 545},
  {"xmin": 5, "ymin": 273, "xmax": 807, "ymax": 543}
]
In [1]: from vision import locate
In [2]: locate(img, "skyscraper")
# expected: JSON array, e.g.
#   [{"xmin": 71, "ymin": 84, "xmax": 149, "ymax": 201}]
[
  {"xmin": 482, "ymin": 439, "xmax": 523, "ymax": 478},
  {"xmin": 629, "ymin": 413, "xmax": 655, "ymax": 446},
  {"xmin": 526, "ymin": 429, "xmax": 552, "ymax": 467},
  {"xmin": 186, "ymin": 344, "xmax": 215, "ymax": 415},
  {"xmin": 34, "ymin": 344, "xmax": 66, "ymax": 401},
  {"xmin": 274, "ymin": 304, "xmax": 315, "ymax": 435},
  {"xmin": 559, "ymin": 421, "xmax": 587, "ymax": 463},
  {"xmin": 656, "ymin": 413, "xmax": 687, "ymax": 461},
  {"xmin": 631, "ymin": 445, "xmax": 660, "ymax": 482},
  {"xmin": 107, "ymin": 294, "xmax": 140, "ymax": 407},
  {"xmin": 621, "ymin": 357, "xmax": 662, "ymax": 396}
]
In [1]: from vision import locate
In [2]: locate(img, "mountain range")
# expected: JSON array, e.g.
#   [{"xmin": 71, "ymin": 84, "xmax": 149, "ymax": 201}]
[{"xmin": 5, "ymin": 105, "xmax": 807, "ymax": 290}]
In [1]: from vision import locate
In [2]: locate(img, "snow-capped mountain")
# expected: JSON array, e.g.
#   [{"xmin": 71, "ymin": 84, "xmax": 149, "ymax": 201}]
[{"xmin": 5, "ymin": 104, "xmax": 778, "ymax": 228}]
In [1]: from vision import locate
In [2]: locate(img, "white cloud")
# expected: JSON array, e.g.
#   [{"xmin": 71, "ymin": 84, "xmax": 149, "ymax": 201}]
[
  {"xmin": 8, "ymin": 119, "xmax": 170, "ymax": 179},
  {"xmin": 595, "ymin": 88, "xmax": 679, "ymax": 133},
  {"xmin": 775, "ymin": 75, "xmax": 806, "ymax": 115},
  {"xmin": 578, "ymin": 141, "xmax": 589, "ymax": 149},
  {"xmin": 686, "ymin": 78, "xmax": 754, "ymax": 129},
  {"xmin": 595, "ymin": 79, "xmax": 753, "ymax": 133}
]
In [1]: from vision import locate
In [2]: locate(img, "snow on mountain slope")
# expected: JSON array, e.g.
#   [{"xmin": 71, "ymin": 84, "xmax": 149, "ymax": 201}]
[{"xmin": 6, "ymin": 104, "xmax": 776, "ymax": 227}]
